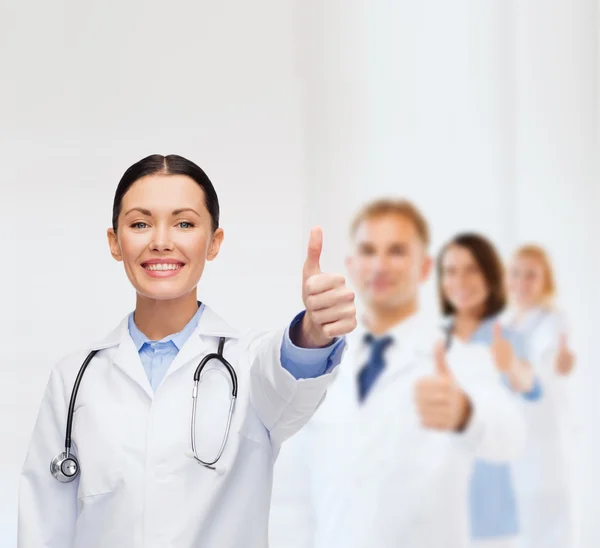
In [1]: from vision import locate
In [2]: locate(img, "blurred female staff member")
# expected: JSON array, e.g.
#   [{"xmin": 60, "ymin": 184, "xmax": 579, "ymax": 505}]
[
  {"xmin": 18, "ymin": 154, "xmax": 356, "ymax": 548},
  {"xmin": 502, "ymin": 245, "xmax": 575, "ymax": 548},
  {"xmin": 438, "ymin": 234, "xmax": 541, "ymax": 548}
]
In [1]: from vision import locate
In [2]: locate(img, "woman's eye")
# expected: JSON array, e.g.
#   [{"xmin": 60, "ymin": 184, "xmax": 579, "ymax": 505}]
[
  {"xmin": 178, "ymin": 221, "xmax": 194, "ymax": 229},
  {"xmin": 131, "ymin": 222, "xmax": 148, "ymax": 229}
]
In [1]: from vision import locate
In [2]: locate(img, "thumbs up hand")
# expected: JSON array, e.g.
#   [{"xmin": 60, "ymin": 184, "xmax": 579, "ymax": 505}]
[
  {"xmin": 490, "ymin": 323, "xmax": 516, "ymax": 373},
  {"xmin": 491, "ymin": 323, "xmax": 535, "ymax": 392},
  {"xmin": 555, "ymin": 334, "xmax": 575, "ymax": 376},
  {"xmin": 297, "ymin": 227, "xmax": 357, "ymax": 348},
  {"xmin": 414, "ymin": 341, "xmax": 472, "ymax": 431}
]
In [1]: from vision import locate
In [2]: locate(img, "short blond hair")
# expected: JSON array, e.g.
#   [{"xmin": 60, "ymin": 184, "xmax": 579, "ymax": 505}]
[
  {"xmin": 349, "ymin": 198, "xmax": 430, "ymax": 247},
  {"xmin": 513, "ymin": 244, "xmax": 557, "ymax": 303}
]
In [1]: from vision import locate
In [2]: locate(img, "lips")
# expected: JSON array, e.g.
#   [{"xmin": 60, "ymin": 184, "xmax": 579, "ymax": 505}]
[
  {"xmin": 143, "ymin": 263, "xmax": 183, "ymax": 272},
  {"xmin": 452, "ymin": 295, "xmax": 472, "ymax": 304},
  {"xmin": 140, "ymin": 260, "xmax": 185, "ymax": 278},
  {"xmin": 370, "ymin": 279, "xmax": 393, "ymax": 291}
]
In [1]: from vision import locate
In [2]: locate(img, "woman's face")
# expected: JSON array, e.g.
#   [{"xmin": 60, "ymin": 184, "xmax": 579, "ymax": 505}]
[
  {"xmin": 507, "ymin": 255, "xmax": 546, "ymax": 309},
  {"xmin": 440, "ymin": 244, "xmax": 489, "ymax": 317},
  {"xmin": 107, "ymin": 174, "xmax": 223, "ymax": 301}
]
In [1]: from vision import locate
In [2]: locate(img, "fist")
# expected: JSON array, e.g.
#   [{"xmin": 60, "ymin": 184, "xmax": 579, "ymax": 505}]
[
  {"xmin": 490, "ymin": 323, "xmax": 516, "ymax": 373},
  {"xmin": 298, "ymin": 227, "xmax": 357, "ymax": 348},
  {"xmin": 556, "ymin": 334, "xmax": 575, "ymax": 376},
  {"xmin": 414, "ymin": 342, "xmax": 472, "ymax": 431}
]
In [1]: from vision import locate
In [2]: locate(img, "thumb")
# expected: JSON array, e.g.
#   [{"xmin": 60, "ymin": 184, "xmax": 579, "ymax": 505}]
[
  {"xmin": 559, "ymin": 333, "xmax": 568, "ymax": 351},
  {"xmin": 434, "ymin": 340, "xmax": 452, "ymax": 378},
  {"xmin": 303, "ymin": 226, "xmax": 323, "ymax": 279},
  {"xmin": 492, "ymin": 322, "xmax": 504, "ymax": 344}
]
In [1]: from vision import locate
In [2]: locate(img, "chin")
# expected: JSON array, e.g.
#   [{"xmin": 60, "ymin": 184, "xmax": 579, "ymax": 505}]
[
  {"xmin": 371, "ymin": 294, "xmax": 404, "ymax": 309},
  {"xmin": 451, "ymin": 301, "xmax": 478, "ymax": 314},
  {"xmin": 135, "ymin": 282, "xmax": 194, "ymax": 302}
]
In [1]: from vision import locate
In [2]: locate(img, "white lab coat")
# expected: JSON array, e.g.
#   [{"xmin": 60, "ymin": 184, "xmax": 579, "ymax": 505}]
[
  {"xmin": 501, "ymin": 307, "xmax": 574, "ymax": 548},
  {"xmin": 18, "ymin": 305, "xmax": 340, "ymax": 548},
  {"xmin": 269, "ymin": 313, "xmax": 526, "ymax": 548}
]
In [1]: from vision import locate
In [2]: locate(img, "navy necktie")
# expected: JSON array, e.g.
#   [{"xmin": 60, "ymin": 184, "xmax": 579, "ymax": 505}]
[{"xmin": 357, "ymin": 334, "xmax": 393, "ymax": 402}]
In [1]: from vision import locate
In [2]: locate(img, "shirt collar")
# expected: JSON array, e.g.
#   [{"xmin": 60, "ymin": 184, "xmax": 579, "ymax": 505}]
[
  {"xmin": 470, "ymin": 315, "xmax": 499, "ymax": 343},
  {"xmin": 127, "ymin": 302, "xmax": 205, "ymax": 351},
  {"xmin": 356, "ymin": 311, "xmax": 433, "ymax": 350}
]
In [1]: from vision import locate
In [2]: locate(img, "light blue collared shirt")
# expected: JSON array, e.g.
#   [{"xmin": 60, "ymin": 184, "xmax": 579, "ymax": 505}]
[
  {"xmin": 128, "ymin": 303, "xmax": 345, "ymax": 392},
  {"xmin": 468, "ymin": 316, "xmax": 542, "ymax": 540}
]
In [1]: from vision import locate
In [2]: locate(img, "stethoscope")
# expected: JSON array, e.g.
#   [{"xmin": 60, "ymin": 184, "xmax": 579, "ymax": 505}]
[{"xmin": 50, "ymin": 337, "xmax": 238, "ymax": 483}]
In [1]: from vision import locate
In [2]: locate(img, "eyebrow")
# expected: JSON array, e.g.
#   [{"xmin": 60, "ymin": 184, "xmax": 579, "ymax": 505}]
[
  {"xmin": 172, "ymin": 208, "xmax": 201, "ymax": 216},
  {"xmin": 123, "ymin": 207, "xmax": 201, "ymax": 217}
]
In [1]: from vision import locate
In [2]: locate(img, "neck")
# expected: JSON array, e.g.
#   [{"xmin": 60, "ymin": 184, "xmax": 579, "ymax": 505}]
[
  {"xmin": 452, "ymin": 311, "xmax": 483, "ymax": 341},
  {"xmin": 513, "ymin": 302, "xmax": 544, "ymax": 320},
  {"xmin": 511, "ymin": 305, "xmax": 530, "ymax": 323},
  {"xmin": 134, "ymin": 291, "xmax": 199, "ymax": 341},
  {"xmin": 364, "ymin": 298, "xmax": 418, "ymax": 336}
]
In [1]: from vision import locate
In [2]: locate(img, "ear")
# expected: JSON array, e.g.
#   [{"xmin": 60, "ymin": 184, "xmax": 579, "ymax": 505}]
[
  {"xmin": 345, "ymin": 254, "xmax": 359, "ymax": 285},
  {"xmin": 344, "ymin": 254, "xmax": 353, "ymax": 272},
  {"xmin": 420, "ymin": 254, "xmax": 433, "ymax": 283},
  {"xmin": 107, "ymin": 228, "xmax": 123, "ymax": 262},
  {"xmin": 207, "ymin": 228, "xmax": 225, "ymax": 261}
]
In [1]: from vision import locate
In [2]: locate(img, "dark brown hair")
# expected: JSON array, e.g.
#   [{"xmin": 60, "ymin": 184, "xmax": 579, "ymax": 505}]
[
  {"xmin": 437, "ymin": 233, "xmax": 506, "ymax": 319},
  {"xmin": 112, "ymin": 154, "xmax": 219, "ymax": 232}
]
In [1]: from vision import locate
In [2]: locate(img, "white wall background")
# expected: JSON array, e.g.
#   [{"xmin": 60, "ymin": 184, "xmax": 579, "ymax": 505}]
[{"xmin": 1, "ymin": 1, "xmax": 598, "ymax": 547}]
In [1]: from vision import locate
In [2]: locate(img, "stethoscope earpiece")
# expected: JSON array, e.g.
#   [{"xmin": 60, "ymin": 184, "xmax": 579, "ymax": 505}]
[{"xmin": 50, "ymin": 451, "xmax": 80, "ymax": 483}]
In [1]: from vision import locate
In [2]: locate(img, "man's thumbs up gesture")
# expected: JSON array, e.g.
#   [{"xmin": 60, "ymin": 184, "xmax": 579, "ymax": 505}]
[
  {"xmin": 414, "ymin": 342, "xmax": 472, "ymax": 431},
  {"xmin": 296, "ymin": 227, "xmax": 357, "ymax": 348}
]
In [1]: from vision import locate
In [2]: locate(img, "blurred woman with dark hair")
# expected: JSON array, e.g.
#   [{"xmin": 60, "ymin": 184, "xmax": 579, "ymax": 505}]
[{"xmin": 438, "ymin": 233, "xmax": 540, "ymax": 548}]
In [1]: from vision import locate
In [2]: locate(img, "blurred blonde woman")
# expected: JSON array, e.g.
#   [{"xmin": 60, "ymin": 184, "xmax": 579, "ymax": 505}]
[{"xmin": 502, "ymin": 245, "xmax": 575, "ymax": 548}]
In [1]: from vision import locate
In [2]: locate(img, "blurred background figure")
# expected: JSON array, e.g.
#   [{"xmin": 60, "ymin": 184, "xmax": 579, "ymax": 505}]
[
  {"xmin": 503, "ymin": 245, "xmax": 575, "ymax": 548},
  {"xmin": 438, "ymin": 234, "xmax": 541, "ymax": 548},
  {"xmin": 269, "ymin": 201, "xmax": 526, "ymax": 548}
]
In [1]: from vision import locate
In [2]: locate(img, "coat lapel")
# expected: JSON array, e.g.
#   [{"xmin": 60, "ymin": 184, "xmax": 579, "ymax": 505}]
[
  {"xmin": 89, "ymin": 315, "xmax": 154, "ymax": 400},
  {"xmin": 86, "ymin": 306, "xmax": 241, "ymax": 399},
  {"xmin": 162, "ymin": 305, "xmax": 241, "ymax": 383}
]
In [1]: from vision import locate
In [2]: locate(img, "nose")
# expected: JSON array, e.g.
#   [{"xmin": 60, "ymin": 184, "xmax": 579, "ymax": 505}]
[
  {"xmin": 456, "ymin": 271, "xmax": 469, "ymax": 285},
  {"xmin": 149, "ymin": 225, "xmax": 174, "ymax": 252},
  {"xmin": 373, "ymin": 254, "xmax": 389, "ymax": 271}
]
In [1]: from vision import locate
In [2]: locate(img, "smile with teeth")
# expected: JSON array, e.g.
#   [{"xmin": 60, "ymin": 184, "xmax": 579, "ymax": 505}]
[{"xmin": 143, "ymin": 263, "xmax": 183, "ymax": 271}]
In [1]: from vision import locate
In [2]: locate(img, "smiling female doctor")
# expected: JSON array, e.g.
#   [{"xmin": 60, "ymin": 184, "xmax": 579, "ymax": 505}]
[{"xmin": 17, "ymin": 154, "xmax": 356, "ymax": 548}]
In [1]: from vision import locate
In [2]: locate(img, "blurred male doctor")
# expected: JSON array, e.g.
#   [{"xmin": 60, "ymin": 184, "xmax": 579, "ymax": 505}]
[{"xmin": 269, "ymin": 199, "xmax": 526, "ymax": 548}]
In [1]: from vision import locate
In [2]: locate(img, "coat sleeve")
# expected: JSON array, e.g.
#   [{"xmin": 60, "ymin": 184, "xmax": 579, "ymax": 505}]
[
  {"xmin": 247, "ymin": 328, "xmax": 344, "ymax": 455},
  {"xmin": 18, "ymin": 365, "xmax": 79, "ymax": 548},
  {"xmin": 451, "ymin": 345, "xmax": 527, "ymax": 462},
  {"xmin": 529, "ymin": 312, "xmax": 570, "ymax": 403}
]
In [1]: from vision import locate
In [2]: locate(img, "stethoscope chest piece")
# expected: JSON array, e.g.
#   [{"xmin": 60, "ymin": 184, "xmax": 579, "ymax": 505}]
[{"xmin": 50, "ymin": 451, "xmax": 80, "ymax": 483}]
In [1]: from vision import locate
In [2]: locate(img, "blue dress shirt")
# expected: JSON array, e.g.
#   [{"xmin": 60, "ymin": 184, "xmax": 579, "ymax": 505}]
[
  {"xmin": 128, "ymin": 304, "xmax": 345, "ymax": 392},
  {"xmin": 468, "ymin": 316, "xmax": 542, "ymax": 540}
]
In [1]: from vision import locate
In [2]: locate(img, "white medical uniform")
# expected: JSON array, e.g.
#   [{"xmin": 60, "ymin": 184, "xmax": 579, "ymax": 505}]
[
  {"xmin": 502, "ymin": 307, "xmax": 575, "ymax": 548},
  {"xmin": 269, "ymin": 313, "xmax": 525, "ymax": 548},
  {"xmin": 18, "ymin": 305, "xmax": 340, "ymax": 548}
]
